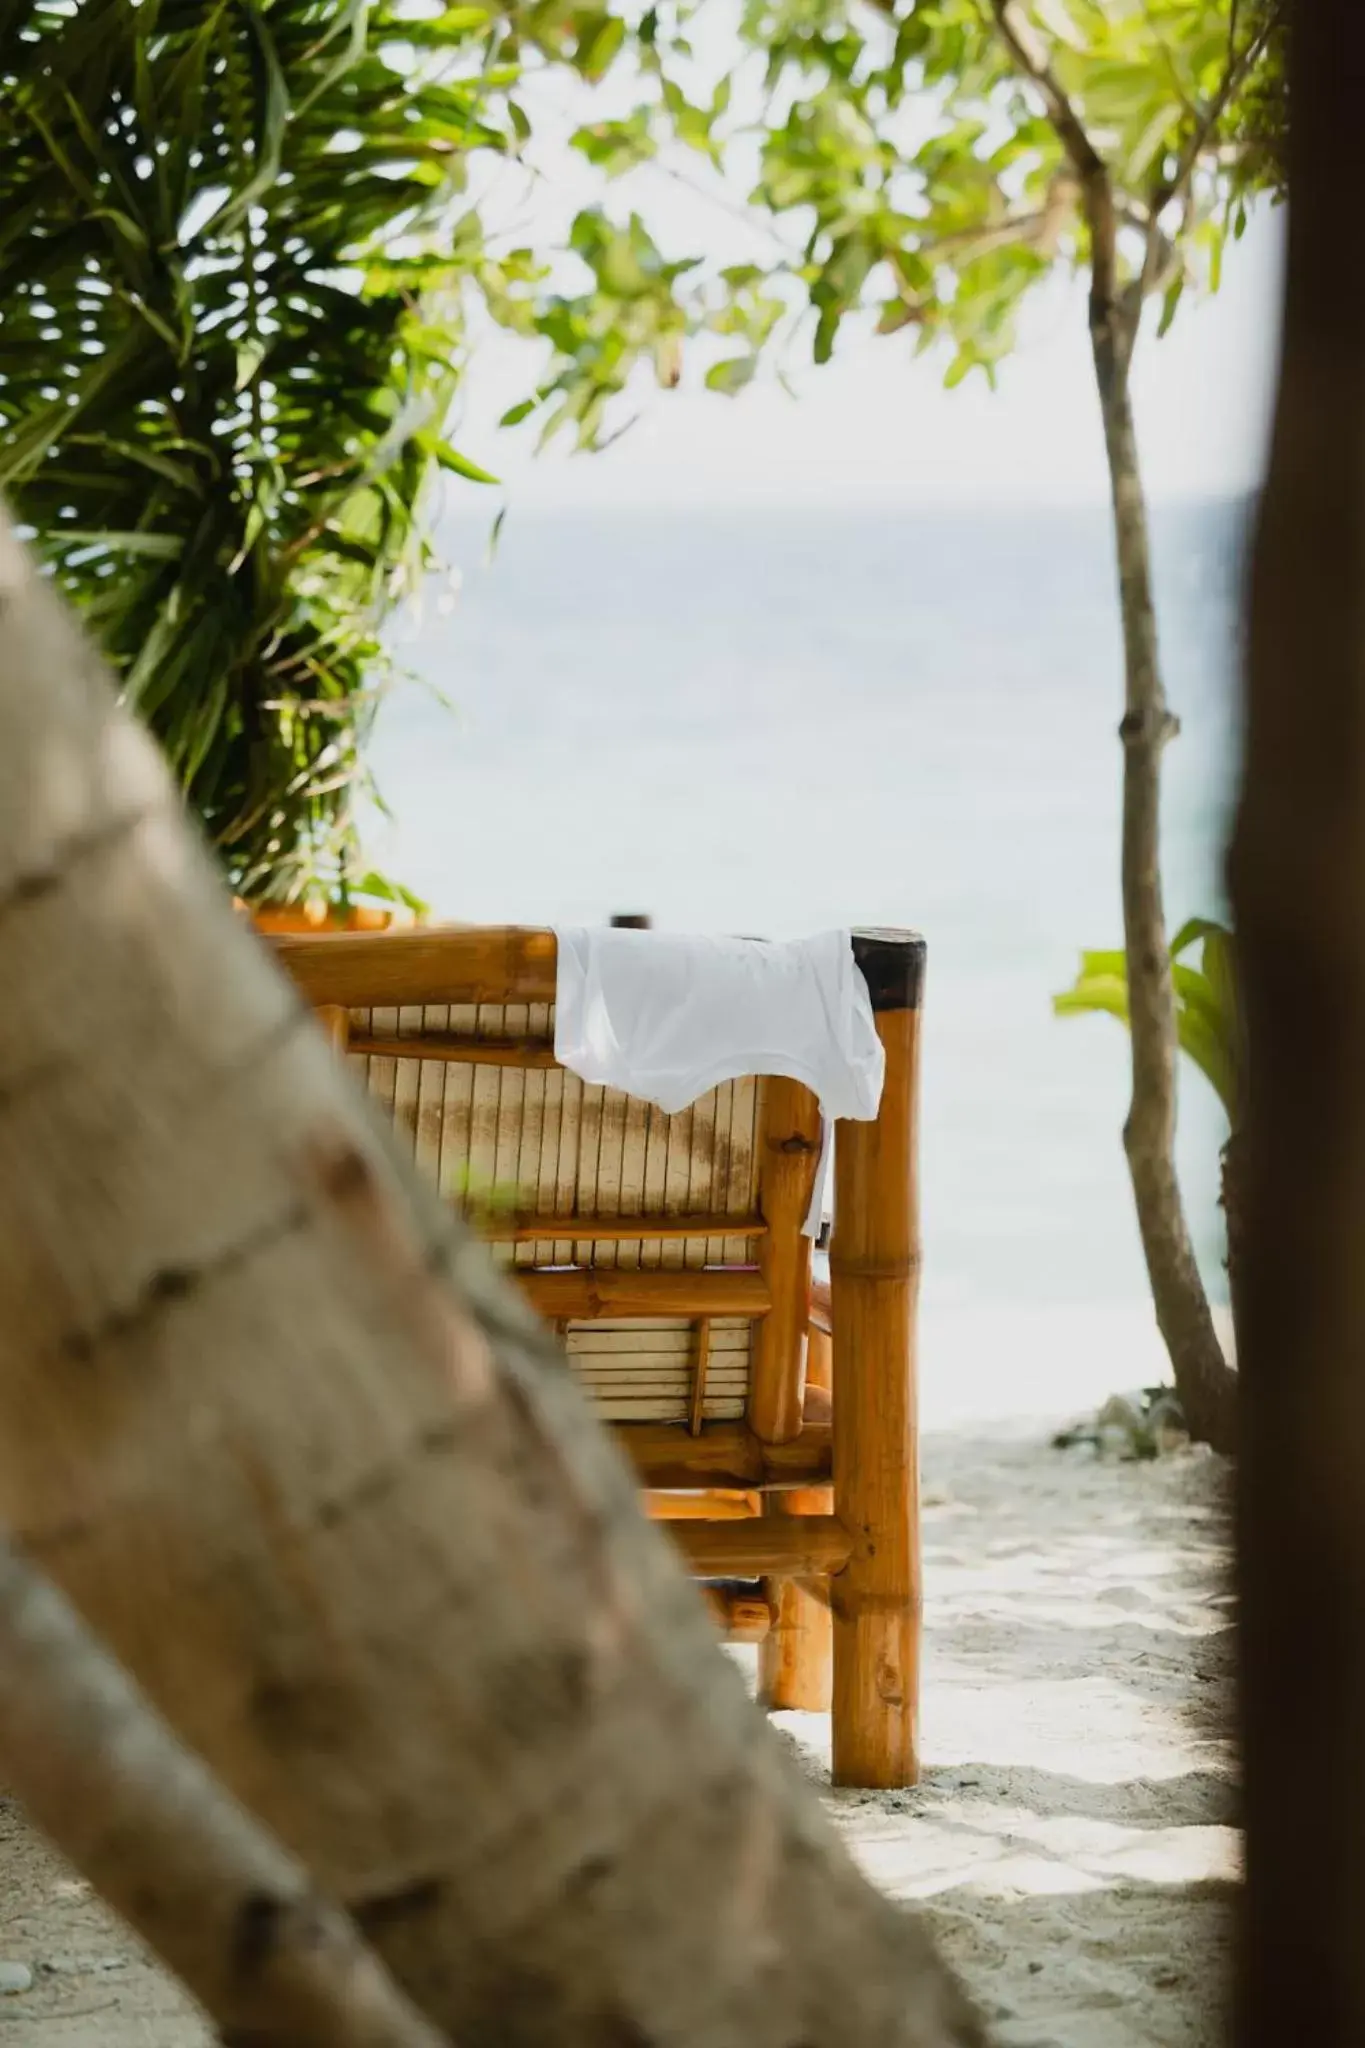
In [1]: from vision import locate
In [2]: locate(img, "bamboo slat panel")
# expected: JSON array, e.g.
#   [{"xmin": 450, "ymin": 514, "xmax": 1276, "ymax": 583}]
[
  {"xmin": 724, "ymin": 1077, "xmax": 759, "ymax": 1266},
  {"xmin": 413, "ymin": 1005, "xmax": 450, "ymax": 1187},
  {"xmin": 467, "ymin": 1004, "xmax": 505, "ymax": 1214},
  {"xmin": 640, "ymin": 1100, "xmax": 670, "ymax": 1275},
  {"xmin": 515, "ymin": 1269, "xmax": 769, "ymax": 1321},
  {"xmin": 391, "ymin": 1005, "xmax": 424, "ymax": 1162},
  {"xmin": 514, "ymin": 1001, "xmax": 553, "ymax": 1271},
  {"xmin": 348, "ymin": 1003, "xmax": 779, "ymax": 1424},
  {"xmin": 566, "ymin": 1319, "xmax": 751, "ymax": 1425},
  {"xmin": 353, "ymin": 1003, "xmax": 765, "ymax": 1269},
  {"xmin": 493, "ymin": 1001, "xmax": 529, "ymax": 1241},
  {"xmin": 358, "ymin": 1006, "xmax": 399, "ymax": 1127}
]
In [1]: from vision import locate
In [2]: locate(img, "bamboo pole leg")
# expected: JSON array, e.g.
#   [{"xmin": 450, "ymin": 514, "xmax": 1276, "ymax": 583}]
[
  {"xmin": 830, "ymin": 932, "xmax": 924, "ymax": 1789},
  {"xmin": 700, "ymin": 1582, "xmax": 773, "ymax": 1644},
  {"xmin": 759, "ymin": 1485, "xmax": 834, "ymax": 1712}
]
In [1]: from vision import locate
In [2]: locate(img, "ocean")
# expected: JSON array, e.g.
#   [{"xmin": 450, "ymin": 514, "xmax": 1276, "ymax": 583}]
[{"xmin": 367, "ymin": 499, "xmax": 1246, "ymax": 1426}]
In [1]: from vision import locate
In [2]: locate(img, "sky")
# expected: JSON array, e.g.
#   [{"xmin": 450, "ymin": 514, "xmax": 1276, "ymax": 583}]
[{"xmin": 450, "ymin": 173, "xmax": 1286, "ymax": 514}]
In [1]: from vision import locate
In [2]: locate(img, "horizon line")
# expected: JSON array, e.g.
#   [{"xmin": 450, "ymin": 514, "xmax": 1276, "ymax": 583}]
[{"xmin": 437, "ymin": 487, "xmax": 1257, "ymax": 520}]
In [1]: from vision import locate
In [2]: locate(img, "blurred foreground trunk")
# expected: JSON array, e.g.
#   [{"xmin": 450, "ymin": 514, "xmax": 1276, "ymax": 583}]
[
  {"xmin": 1230, "ymin": 0, "xmax": 1365, "ymax": 2037},
  {"xmin": 0, "ymin": 1534, "xmax": 446, "ymax": 2048},
  {"xmin": 0, "ymin": 514, "xmax": 982, "ymax": 2048},
  {"xmin": 1219, "ymin": 1129, "xmax": 1246, "ymax": 1358}
]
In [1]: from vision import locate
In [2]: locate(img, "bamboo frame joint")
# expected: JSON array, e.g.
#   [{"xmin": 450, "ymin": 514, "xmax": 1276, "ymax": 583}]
[{"xmin": 827, "ymin": 1255, "xmax": 922, "ymax": 1282}]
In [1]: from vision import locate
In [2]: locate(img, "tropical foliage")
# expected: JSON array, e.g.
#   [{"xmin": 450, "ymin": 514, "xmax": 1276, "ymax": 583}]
[
  {"xmin": 0, "ymin": 1, "xmax": 1287, "ymax": 915},
  {"xmin": 497, "ymin": 0, "xmax": 1286, "ymax": 440},
  {"xmin": 0, "ymin": 0, "xmax": 513, "ymax": 904},
  {"xmin": 1229, "ymin": 0, "xmax": 1288, "ymax": 195},
  {"xmin": 1055, "ymin": 918, "xmax": 1242, "ymax": 1125}
]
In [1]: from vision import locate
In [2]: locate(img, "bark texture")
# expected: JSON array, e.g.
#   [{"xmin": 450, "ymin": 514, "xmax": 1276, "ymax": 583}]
[
  {"xmin": 0, "ymin": 1536, "xmax": 448, "ymax": 2048},
  {"xmin": 0, "ymin": 513, "xmax": 983, "ymax": 2047},
  {"xmin": 1229, "ymin": 2, "xmax": 1365, "ymax": 2036},
  {"xmin": 1089, "ymin": 238, "xmax": 1238, "ymax": 1455}
]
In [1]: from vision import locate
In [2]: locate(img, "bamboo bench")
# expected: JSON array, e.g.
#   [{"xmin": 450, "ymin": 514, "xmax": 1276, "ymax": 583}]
[{"xmin": 273, "ymin": 923, "xmax": 924, "ymax": 1788}]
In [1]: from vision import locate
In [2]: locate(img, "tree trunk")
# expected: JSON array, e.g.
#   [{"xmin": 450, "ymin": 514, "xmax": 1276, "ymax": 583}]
[
  {"xmin": 0, "ymin": 1536, "xmax": 446, "ymax": 2048},
  {"xmin": 0, "ymin": 511, "xmax": 983, "ymax": 2048},
  {"xmin": 1229, "ymin": 0, "xmax": 1365, "ymax": 2033},
  {"xmin": 1089, "ymin": 249, "xmax": 1238, "ymax": 1454}
]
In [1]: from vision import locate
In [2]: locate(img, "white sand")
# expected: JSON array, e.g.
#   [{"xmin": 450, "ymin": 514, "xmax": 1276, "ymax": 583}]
[
  {"xmin": 0, "ymin": 1424, "xmax": 1235, "ymax": 2046},
  {"xmin": 766, "ymin": 1423, "xmax": 1237, "ymax": 2047}
]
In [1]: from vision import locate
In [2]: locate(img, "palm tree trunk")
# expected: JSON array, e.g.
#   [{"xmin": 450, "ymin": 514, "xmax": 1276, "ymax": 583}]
[
  {"xmin": 0, "ymin": 510, "xmax": 982, "ymax": 2048},
  {"xmin": 1229, "ymin": 0, "xmax": 1365, "ymax": 2031},
  {"xmin": 1085, "ymin": 209, "xmax": 1238, "ymax": 1454},
  {"xmin": 0, "ymin": 1535, "xmax": 446, "ymax": 2048}
]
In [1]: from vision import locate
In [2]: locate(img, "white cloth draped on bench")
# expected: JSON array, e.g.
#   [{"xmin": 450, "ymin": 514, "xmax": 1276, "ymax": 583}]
[{"xmin": 552, "ymin": 927, "xmax": 885, "ymax": 1235}]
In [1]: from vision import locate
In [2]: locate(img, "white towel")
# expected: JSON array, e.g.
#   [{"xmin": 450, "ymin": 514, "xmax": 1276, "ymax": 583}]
[{"xmin": 552, "ymin": 927, "xmax": 885, "ymax": 1235}]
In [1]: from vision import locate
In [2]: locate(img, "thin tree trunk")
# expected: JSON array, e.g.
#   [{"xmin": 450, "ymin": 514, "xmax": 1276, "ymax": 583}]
[
  {"xmin": 1089, "ymin": 234, "xmax": 1238, "ymax": 1453},
  {"xmin": 1229, "ymin": 0, "xmax": 1365, "ymax": 2033},
  {"xmin": 0, "ymin": 511, "xmax": 983, "ymax": 2048},
  {"xmin": 0, "ymin": 1536, "xmax": 448, "ymax": 2048}
]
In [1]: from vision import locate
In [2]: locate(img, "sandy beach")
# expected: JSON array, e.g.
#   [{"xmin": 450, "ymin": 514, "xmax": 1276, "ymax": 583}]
[
  {"xmin": 782, "ymin": 1424, "xmax": 1237, "ymax": 2047},
  {"xmin": 0, "ymin": 1421, "xmax": 1235, "ymax": 2047}
]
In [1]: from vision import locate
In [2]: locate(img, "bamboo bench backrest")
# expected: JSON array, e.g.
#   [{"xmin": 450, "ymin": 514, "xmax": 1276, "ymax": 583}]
[{"xmin": 274, "ymin": 927, "xmax": 820, "ymax": 1442}]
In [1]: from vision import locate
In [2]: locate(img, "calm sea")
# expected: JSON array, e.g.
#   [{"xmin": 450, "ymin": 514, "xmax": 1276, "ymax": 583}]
[{"xmin": 368, "ymin": 501, "xmax": 1246, "ymax": 1426}]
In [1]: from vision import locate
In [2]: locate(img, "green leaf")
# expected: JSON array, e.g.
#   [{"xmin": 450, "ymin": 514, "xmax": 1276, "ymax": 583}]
[
  {"xmin": 214, "ymin": 1, "xmax": 291, "ymax": 232},
  {"xmin": 236, "ymin": 339, "xmax": 267, "ymax": 391},
  {"xmin": 1157, "ymin": 274, "xmax": 1185, "ymax": 339},
  {"xmin": 571, "ymin": 110, "xmax": 655, "ymax": 176},
  {"xmin": 1170, "ymin": 916, "xmax": 1228, "ymax": 956},
  {"xmin": 417, "ymin": 433, "xmax": 499, "ymax": 484},
  {"xmin": 0, "ymin": 325, "xmax": 147, "ymax": 486},
  {"xmin": 1055, "ymin": 919, "xmax": 1240, "ymax": 1121},
  {"xmin": 877, "ymin": 299, "xmax": 922, "ymax": 336},
  {"xmin": 294, "ymin": 0, "xmax": 372, "ymax": 119},
  {"xmin": 350, "ymin": 869, "xmax": 430, "ymax": 914},
  {"xmin": 704, "ymin": 354, "xmax": 756, "ymax": 395},
  {"xmin": 1053, "ymin": 976, "xmax": 1130, "ymax": 1026},
  {"xmin": 576, "ymin": 13, "xmax": 626, "ymax": 81},
  {"xmin": 56, "ymin": 530, "xmax": 184, "ymax": 559}
]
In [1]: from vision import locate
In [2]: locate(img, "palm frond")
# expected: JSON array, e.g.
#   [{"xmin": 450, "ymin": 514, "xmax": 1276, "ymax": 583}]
[
  {"xmin": 1054, "ymin": 919, "xmax": 1243, "ymax": 1123},
  {"xmin": 0, "ymin": 0, "xmax": 511, "ymax": 903}
]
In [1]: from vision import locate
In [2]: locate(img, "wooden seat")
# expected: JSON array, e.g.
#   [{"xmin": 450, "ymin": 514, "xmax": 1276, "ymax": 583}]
[{"xmin": 273, "ymin": 923, "xmax": 924, "ymax": 1788}]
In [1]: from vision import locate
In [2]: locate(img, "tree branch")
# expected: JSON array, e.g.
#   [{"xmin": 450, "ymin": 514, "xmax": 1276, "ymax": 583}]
[
  {"xmin": 1133, "ymin": 197, "xmax": 1181, "ymax": 301},
  {"xmin": 1137, "ymin": 0, "xmax": 1200, "ymax": 125},
  {"xmin": 906, "ymin": 206, "xmax": 1055, "ymax": 272},
  {"xmin": 1153, "ymin": 15, "xmax": 1274, "ymax": 215},
  {"xmin": 1136, "ymin": 12, "xmax": 1272, "ymax": 302},
  {"xmin": 986, "ymin": 0, "xmax": 1105, "ymax": 180},
  {"xmin": 985, "ymin": 0, "xmax": 1117, "ymax": 308}
]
